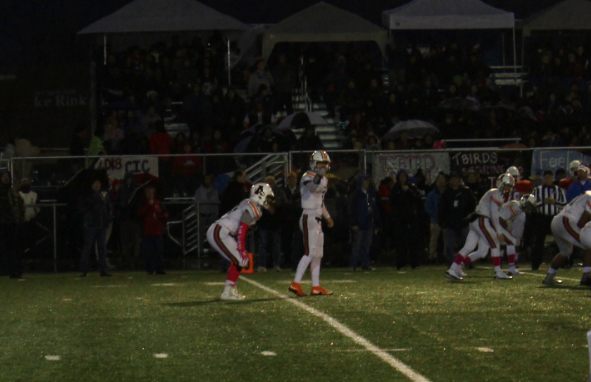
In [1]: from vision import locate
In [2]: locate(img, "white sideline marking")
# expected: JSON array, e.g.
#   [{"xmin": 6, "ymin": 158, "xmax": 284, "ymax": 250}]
[
  {"xmin": 153, "ymin": 353, "xmax": 168, "ymax": 359},
  {"xmin": 242, "ymin": 277, "xmax": 432, "ymax": 382},
  {"xmin": 476, "ymin": 347, "xmax": 494, "ymax": 353},
  {"xmin": 45, "ymin": 355, "xmax": 61, "ymax": 361},
  {"xmin": 275, "ymin": 279, "xmax": 356, "ymax": 284},
  {"xmin": 204, "ymin": 282, "xmax": 226, "ymax": 286},
  {"xmin": 260, "ymin": 351, "xmax": 276, "ymax": 356},
  {"xmin": 151, "ymin": 283, "xmax": 182, "ymax": 287},
  {"xmin": 62, "ymin": 298, "xmax": 72, "ymax": 302},
  {"xmin": 91, "ymin": 285, "xmax": 127, "ymax": 288}
]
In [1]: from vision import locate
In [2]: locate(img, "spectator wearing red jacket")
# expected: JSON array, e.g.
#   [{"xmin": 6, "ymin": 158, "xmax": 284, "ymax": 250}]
[
  {"xmin": 149, "ymin": 121, "xmax": 172, "ymax": 196},
  {"xmin": 137, "ymin": 185, "xmax": 169, "ymax": 275},
  {"xmin": 172, "ymin": 143, "xmax": 202, "ymax": 197}
]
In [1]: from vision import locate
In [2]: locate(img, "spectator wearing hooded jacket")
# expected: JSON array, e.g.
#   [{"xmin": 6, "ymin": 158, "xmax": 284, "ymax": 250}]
[
  {"xmin": 390, "ymin": 170, "xmax": 422, "ymax": 269},
  {"xmin": 0, "ymin": 170, "xmax": 25, "ymax": 278},
  {"xmin": 348, "ymin": 174, "xmax": 381, "ymax": 270},
  {"xmin": 79, "ymin": 179, "xmax": 113, "ymax": 277},
  {"xmin": 137, "ymin": 185, "xmax": 169, "ymax": 275}
]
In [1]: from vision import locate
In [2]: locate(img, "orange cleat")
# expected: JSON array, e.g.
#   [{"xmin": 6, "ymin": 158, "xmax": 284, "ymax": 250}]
[
  {"xmin": 288, "ymin": 282, "xmax": 307, "ymax": 297},
  {"xmin": 311, "ymin": 286, "xmax": 333, "ymax": 296}
]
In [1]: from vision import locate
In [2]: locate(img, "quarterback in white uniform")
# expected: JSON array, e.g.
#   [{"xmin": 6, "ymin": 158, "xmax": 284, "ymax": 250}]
[
  {"xmin": 542, "ymin": 190, "xmax": 591, "ymax": 286},
  {"xmin": 446, "ymin": 174, "xmax": 515, "ymax": 280},
  {"xmin": 289, "ymin": 150, "xmax": 334, "ymax": 297},
  {"xmin": 207, "ymin": 182, "xmax": 274, "ymax": 300},
  {"xmin": 461, "ymin": 195, "xmax": 536, "ymax": 276}
]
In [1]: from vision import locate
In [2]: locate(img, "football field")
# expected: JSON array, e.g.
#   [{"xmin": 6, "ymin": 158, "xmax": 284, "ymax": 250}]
[{"xmin": 1, "ymin": 266, "xmax": 590, "ymax": 382}]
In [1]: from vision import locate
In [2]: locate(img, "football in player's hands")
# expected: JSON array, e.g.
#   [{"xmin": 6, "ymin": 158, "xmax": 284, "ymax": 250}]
[{"xmin": 317, "ymin": 167, "xmax": 327, "ymax": 176}]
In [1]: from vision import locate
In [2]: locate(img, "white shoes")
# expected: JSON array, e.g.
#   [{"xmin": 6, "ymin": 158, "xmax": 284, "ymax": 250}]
[
  {"xmin": 457, "ymin": 267, "xmax": 467, "ymax": 277},
  {"xmin": 495, "ymin": 271, "xmax": 513, "ymax": 280},
  {"xmin": 445, "ymin": 268, "xmax": 463, "ymax": 280},
  {"xmin": 256, "ymin": 266, "xmax": 267, "ymax": 273},
  {"xmin": 508, "ymin": 267, "xmax": 521, "ymax": 276},
  {"xmin": 220, "ymin": 286, "xmax": 245, "ymax": 300}
]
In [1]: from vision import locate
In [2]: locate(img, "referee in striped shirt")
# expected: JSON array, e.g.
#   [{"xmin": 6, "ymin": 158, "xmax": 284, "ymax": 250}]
[{"xmin": 531, "ymin": 170, "xmax": 567, "ymax": 270}]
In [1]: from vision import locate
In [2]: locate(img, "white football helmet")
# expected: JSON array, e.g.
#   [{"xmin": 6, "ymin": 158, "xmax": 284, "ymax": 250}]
[
  {"xmin": 519, "ymin": 194, "xmax": 536, "ymax": 209},
  {"xmin": 497, "ymin": 173, "xmax": 515, "ymax": 194},
  {"xmin": 309, "ymin": 150, "xmax": 331, "ymax": 172},
  {"xmin": 250, "ymin": 182, "xmax": 274, "ymax": 209},
  {"xmin": 506, "ymin": 166, "xmax": 520, "ymax": 181},
  {"xmin": 569, "ymin": 160, "xmax": 581, "ymax": 171}
]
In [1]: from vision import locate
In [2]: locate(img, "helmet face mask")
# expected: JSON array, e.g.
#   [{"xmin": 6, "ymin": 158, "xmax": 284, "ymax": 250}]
[
  {"xmin": 310, "ymin": 150, "xmax": 331, "ymax": 172},
  {"xmin": 250, "ymin": 183, "xmax": 275, "ymax": 209},
  {"xmin": 497, "ymin": 174, "xmax": 515, "ymax": 194}
]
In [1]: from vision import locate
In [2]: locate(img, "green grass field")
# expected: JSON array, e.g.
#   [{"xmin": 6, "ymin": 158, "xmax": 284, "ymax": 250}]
[{"xmin": 1, "ymin": 266, "xmax": 590, "ymax": 382}]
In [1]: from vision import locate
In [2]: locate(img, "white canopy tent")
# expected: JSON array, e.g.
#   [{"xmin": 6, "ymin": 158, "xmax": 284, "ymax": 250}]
[
  {"xmin": 522, "ymin": 0, "xmax": 591, "ymax": 36},
  {"xmin": 78, "ymin": 0, "xmax": 247, "ymax": 34},
  {"xmin": 262, "ymin": 2, "xmax": 388, "ymax": 61},
  {"xmin": 382, "ymin": 0, "xmax": 517, "ymax": 70},
  {"xmin": 78, "ymin": 0, "xmax": 248, "ymax": 82}
]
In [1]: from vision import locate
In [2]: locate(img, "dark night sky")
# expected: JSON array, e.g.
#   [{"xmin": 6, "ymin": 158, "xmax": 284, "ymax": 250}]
[{"xmin": 0, "ymin": 0, "xmax": 566, "ymax": 67}]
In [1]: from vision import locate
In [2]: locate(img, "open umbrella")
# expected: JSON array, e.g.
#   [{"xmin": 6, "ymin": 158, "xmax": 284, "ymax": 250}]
[
  {"xmin": 277, "ymin": 111, "xmax": 328, "ymax": 130},
  {"xmin": 384, "ymin": 120, "xmax": 439, "ymax": 140}
]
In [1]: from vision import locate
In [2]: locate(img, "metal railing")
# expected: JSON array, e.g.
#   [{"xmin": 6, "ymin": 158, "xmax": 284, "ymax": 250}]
[{"xmin": 8, "ymin": 146, "xmax": 591, "ymax": 273}]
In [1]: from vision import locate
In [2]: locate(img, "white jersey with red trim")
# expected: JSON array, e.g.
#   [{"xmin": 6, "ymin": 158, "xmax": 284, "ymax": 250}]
[
  {"xmin": 216, "ymin": 198, "xmax": 262, "ymax": 234},
  {"xmin": 500, "ymin": 200, "xmax": 524, "ymax": 225},
  {"xmin": 558, "ymin": 190, "xmax": 591, "ymax": 220},
  {"xmin": 475, "ymin": 188, "xmax": 504, "ymax": 219},
  {"xmin": 300, "ymin": 171, "xmax": 329, "ymax": 216}
]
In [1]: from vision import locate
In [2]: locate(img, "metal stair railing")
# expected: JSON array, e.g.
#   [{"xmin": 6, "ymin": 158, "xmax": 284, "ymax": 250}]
[
  {"xmin": 167, "ymin": 201, "xmax": 220, "ymax": 270},
  {"xmin": 244, "ymin": 153, "xmax": 289, "ymax": 186},
  {"xmin": 170, "ymin": 153, "xmax": 288, "ymax": 269}
]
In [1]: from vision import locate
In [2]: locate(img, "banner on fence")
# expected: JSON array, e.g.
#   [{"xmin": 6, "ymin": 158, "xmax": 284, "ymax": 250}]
[
  {"xmin": 449, "ymin": 150, "xmax": 531, "ymax": 188},
  {"xmin": 373, "ymin": 152, "xmax": 450, "ymax": 185},
  {"xmin": 531, "ymin": 149, "xmax": 591, "ymax": 176},
  {"xmin": 94, "ymin": 156, "xmax": 159, "ymax": 180}
]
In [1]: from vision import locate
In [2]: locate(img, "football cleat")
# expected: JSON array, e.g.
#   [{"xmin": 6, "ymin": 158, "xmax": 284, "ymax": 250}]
[
  {"xmin": 580, "ymin": 275, "xmax": 591, "ymax": 286},
  {"xmin": 542, "ymin": 275, "xmax": 563, "ymax": 286},
  {"xmin": 220, "ymin": 286, "xmax": 245, "ymax": 300},
  {"xmin": 311, "ymin": 286, "xmax": 333, "ymax": 296},
  {"xmin": 445, "ymin": 269, "xmax": 463, "ymax": 281},
  {"xmin": 457, "ymin": 268, "xmax": 467, "ymax": 277},
  {"xmin": 288, "ymin": 282, "xmax": 307, "ymax": 297},
  {"xmin": 508, "ymin": 267, "xmax": 521, "ymax": 276},
  {"xmin": 495, "ymin": 271, "xmax": 513, "ymax": 280}
]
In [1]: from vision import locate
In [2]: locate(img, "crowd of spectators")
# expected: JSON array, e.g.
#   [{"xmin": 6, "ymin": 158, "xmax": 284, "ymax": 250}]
[
  {"xmin": 89, "ymin": 36, "xmax": 591, "ymax": 174},
  {"xmin": 7, "ymin": 36, "xmax": 591, "ymax": 274}
]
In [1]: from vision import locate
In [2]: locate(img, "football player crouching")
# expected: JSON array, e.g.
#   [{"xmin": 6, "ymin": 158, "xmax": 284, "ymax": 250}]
[
  {"xmin": 446, "ymin": 173, "xmax": 515, "ymax": 280},
  {"xmin": 207, "ymin": 182, "xmax": 274, "ymax": 300}
]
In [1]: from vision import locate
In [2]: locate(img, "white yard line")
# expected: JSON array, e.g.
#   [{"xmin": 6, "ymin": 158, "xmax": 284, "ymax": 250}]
[
  {"xmin": 241, "ymin": 277, "xmax": 432, "ymax": 382},
  {"xmin": 480, "ymin": 266, "xmax": 582, "ymax": 282}
]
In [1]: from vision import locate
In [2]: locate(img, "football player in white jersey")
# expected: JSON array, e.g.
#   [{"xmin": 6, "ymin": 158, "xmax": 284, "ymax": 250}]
[
  {"xmin": 461, "ymin": 195, "xmax": 536, "ymax": 276},
  {"xmin": 289, "ymin": 150, "xmax": 334, "ymax": 296},
  {"xmin": 207, "ymin": 182, "xmax": 274, "ymax": 300},
  {"xmin": 446, "ymin": 174, "xmax": 515, "ymax": 280},
  {"xmin": 542, "ymin": 190, "xmax": 591, "ymax": 286}
]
